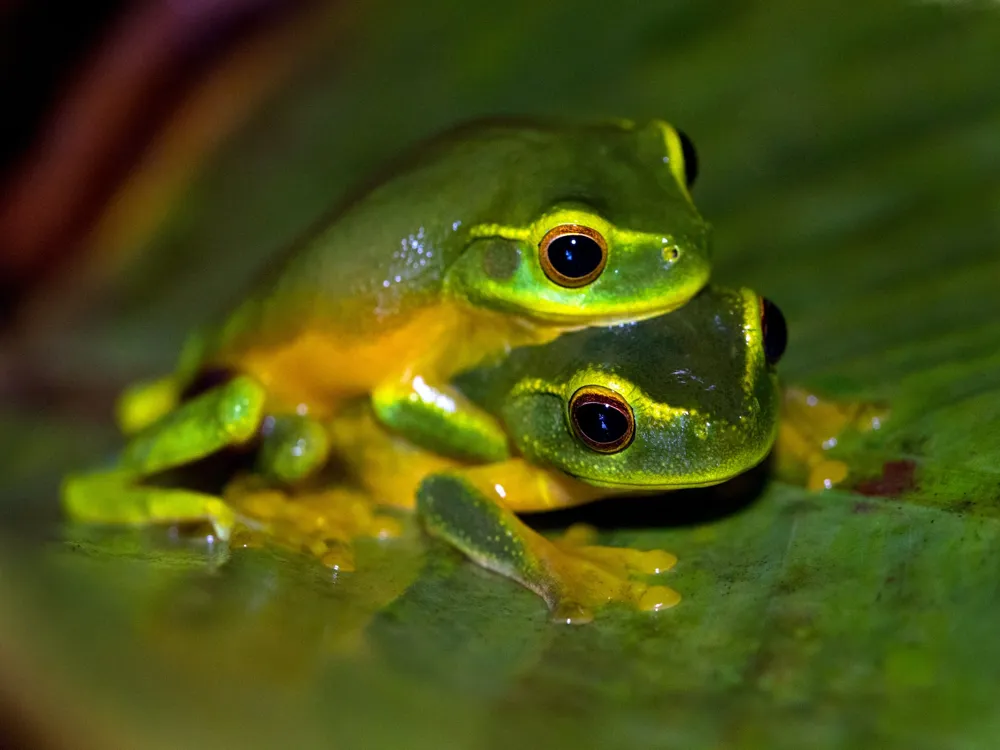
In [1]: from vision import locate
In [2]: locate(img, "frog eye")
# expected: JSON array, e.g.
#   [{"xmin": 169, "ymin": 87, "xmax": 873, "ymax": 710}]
[
  {"xmin": 539, "ymin": 224, "xmax": 608, "ymax": 288},
  {"xmin": 677, "ymin": 129, "xmax": 699, "ymax": 188},
  {"xmin": 569, "ymin": 386, "xmax": 635, "ymax": 453},
  {"xmin": 760, "ymin": 297, "xmax": 788, "ymax": 366}
]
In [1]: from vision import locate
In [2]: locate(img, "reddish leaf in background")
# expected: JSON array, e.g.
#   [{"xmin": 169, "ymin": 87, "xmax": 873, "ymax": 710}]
[{"xmin": 0, "ymin": 0, "xmax": 314, "ymax": 324}]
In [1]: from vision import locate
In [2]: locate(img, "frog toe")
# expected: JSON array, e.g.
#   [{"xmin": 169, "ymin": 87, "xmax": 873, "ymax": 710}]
[
  {"xmin": 554, "ymin": 538, "xmax": 677, "ymax": 577},
  {"xmin": 540, "ymin": 543, "xmax": 681, "ymax": 621},
  {"xmin": 550, "ymin": 599, "xmax": 595, "ymax": 625}
]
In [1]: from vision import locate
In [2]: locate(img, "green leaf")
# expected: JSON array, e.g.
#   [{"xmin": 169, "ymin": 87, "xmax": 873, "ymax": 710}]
[{"xmin": 4, "ymin": 1, "xmax": 1000, "ymax": 747}]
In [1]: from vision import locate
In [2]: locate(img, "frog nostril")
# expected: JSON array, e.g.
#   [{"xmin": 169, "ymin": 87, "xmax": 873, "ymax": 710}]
[{"xmin": 662, "ymin": 246, "xmax": 680, "ymax": 263}]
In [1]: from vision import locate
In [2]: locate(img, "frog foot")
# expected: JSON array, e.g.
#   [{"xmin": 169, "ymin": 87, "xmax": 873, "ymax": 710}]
[
  {"xmin": 553, "ymin": 523, "xmax": 677, "ymax": 576},
  {"xmin": 224, "ymin": 477, "xmax": 403, "ymax": 570},
  {"xmin": 418, "ymin": 474, "xmax": 680, "ymax": 624},
  {"xmin": 777, "ymin": 385, "xmax": 889, "ymax": 491},
  {"xmin": 537, "ymin": 523, "xmax": 679, "ymax": 624}
]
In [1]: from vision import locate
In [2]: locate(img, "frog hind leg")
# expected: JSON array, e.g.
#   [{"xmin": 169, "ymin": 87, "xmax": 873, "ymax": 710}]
[
  {"xmin": 62, "ymin": 375, "xmax": 268, "ymax": 539},
  {"xmin": 416, "ymin": 465, "xmax": 680, "ymax": 624}
]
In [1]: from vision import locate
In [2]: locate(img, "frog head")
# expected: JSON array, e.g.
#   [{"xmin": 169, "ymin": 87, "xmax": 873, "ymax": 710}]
[
  {"xmin": 443, "ymin": 119, "xmax": 711, "ymax": 325},
  {"xmin": 497, "ymin": 286, "xmax": 786, "ymax": 488}
]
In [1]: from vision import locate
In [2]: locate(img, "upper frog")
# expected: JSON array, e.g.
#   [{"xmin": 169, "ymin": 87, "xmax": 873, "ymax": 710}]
[
  {"xmin": 220, "ymin": 117, "xmax": 708, "ymax": 336},
  {"xmin": 436, "ymin": 117, "xmax": 708, "ymax": 322},
  {"xmin": 121, "ymin": 117, "xmax": 711, "ymax": 465}
]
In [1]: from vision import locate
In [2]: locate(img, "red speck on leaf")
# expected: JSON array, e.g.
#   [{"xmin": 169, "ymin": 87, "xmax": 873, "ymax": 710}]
[{"xmin": 854, "ymin": 460, "xmax": 917, "ymax": 498}]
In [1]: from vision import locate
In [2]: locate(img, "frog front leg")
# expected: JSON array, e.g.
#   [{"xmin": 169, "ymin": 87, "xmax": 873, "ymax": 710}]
[
  {"xmin": 416, "ymin": 460, "xmax": 679, "ymax": 624},
  {"xmin": 63, "ymin": 375, "xmax": 272, "ymax": 538},
  {"xmin": 372, "ymin": 375, "xmax": 511, "ymax": 463}
]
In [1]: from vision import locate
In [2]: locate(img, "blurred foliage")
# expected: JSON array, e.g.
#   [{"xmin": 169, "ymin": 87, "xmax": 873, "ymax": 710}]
[
  {"xmin": 0, "ymin": 0, "xmax": 327, "ymax": 322},
  {"xmin": 2, "ymin": 0, "xmax": 1000, "ymax": 747}
]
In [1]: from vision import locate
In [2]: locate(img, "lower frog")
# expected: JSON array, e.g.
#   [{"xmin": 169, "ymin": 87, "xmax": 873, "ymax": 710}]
[
  {"xmin": 65, "ymin": 285, "xmax": 800, "ymax": 622},
  {"xmin": 410, "ymin": 284, "xmax": 783, "ymax": 621}
]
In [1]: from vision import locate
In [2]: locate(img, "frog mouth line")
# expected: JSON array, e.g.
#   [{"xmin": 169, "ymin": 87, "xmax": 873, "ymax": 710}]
[
  {"xmin": 568, "ymin": 473, "xmax": 733, "ymax": 491},
  {"xmin": 522, "ymin": 298, "xmax": 688, "ymax": 329}
]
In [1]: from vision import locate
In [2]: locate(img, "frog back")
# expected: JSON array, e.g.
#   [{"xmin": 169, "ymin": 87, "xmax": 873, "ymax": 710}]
[
  {"xmin": 206, "ymin": 118, "xmax": 692, "ymax": 352},
  {"xmin": 180, "ymin": 119, "xmax": 693, "ymax": 410}
]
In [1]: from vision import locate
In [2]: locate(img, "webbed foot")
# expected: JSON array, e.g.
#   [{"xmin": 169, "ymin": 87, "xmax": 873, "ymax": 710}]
[
  {"xmin": 418, "ymin": 474, "xmax": 679, "ymax": 624},
  {"xmin": 223, "ymin": 477, "xmax": 404, "ymax": 570},
  {"xmin": 777, "ymin": 385, "xmax": 888, "ymax": 491}
]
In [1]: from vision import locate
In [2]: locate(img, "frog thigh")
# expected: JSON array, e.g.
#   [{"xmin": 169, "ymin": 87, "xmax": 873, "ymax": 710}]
[{"xmin": 416, "ymin": 460, "xmax": 679, "ymax": 624}]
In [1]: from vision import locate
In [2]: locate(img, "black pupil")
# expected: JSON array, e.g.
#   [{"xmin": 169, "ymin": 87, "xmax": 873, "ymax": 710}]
[
  {"xmin": 575, "ymin": 401, "xmax": 629, "ymax": 445},
  {"xmin": 546, "ymin": 234, "xmax": 603, "ymax": 280},
  {"xmin": 677, "ymin": 129, "xmax": 699, "ymax": 187},
  {"xmin": 761, "ymin": 297, "xmax": 788, "ymax": 365}
]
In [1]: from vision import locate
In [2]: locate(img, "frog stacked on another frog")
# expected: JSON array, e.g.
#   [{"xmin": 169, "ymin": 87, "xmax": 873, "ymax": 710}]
[
  {"xmin": 63, "ymin": 119, "xmax": 874, "ymax": 622},
  {"xmin": 112, "ymin": 118, "xmax": 709, "ymax": 465}
]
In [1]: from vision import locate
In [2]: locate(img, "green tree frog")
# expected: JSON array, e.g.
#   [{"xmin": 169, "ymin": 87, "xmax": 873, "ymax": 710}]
[
  {"xmin": 64, "ymin": 285, "xmax": 786, "ymax": 623},
  {"xmin": 115, "ymin": 117, "xmax": 710, "ymax": 468}
]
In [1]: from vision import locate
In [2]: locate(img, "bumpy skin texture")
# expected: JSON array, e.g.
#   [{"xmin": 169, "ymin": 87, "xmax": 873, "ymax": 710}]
[{"xmin": 121, "ymin": 118, "xmax": 711, "ymax": 464}]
